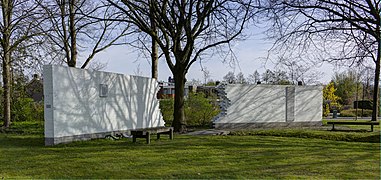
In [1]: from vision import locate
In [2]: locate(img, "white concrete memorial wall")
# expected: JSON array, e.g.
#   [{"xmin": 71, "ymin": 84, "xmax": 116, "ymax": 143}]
[
  {"xmin": 213, "ymin": 84, "xmax": 323, "ymax": 128},
  {"xmin": 44, "ymin": 65, "xmax": 165, "ymax": 145}
]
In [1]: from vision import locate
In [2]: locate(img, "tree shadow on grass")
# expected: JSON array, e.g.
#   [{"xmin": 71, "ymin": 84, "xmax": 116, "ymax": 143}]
[
  {"xmin": 324, "ymin": 129, "xmax": 380, "ymax": 143},
  {"xmin": 0, "ymin": 135, "xmax": 44, "ymax": 148},
  {"xmin": 0, "ymin": 134, "xmax": 379, "ymax": 179},
  {"xmin": 355, "ymin": 135, "xmax": 381, "ymax": 143}
]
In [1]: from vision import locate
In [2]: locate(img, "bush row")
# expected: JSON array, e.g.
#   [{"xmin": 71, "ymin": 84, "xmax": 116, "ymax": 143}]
[
  {"xmin": 159, "ymin": 92, "xmax": 220, "ymax": 127},
  {"xmin": 2, "ymin": 92, "xmax": 219, "ymax": 126},
  {"xmin": 340, "ymin": 109, "xmax": 372, "ymax": 117},
  {"xmin": 0, "ymin": 98, "xmax": 44, "ymax": 122}
]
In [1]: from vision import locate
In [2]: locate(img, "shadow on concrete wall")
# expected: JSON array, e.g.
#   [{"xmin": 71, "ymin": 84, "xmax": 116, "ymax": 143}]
[
  {"xmin": 215, "ymin": 84, "xmax": 322, "ymax": 124},
  {"xmin": 218, "ymin": 85, "xmax": 286, "ymax": 123},
  {"xmin": 50, "ymin": 66, "xmax": 164, "ymax": 137}
]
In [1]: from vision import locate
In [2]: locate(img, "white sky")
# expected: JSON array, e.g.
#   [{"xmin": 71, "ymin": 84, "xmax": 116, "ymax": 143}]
[{"xmin": 93, "ymin": 26, "xmax": 340, "ymax": 85}]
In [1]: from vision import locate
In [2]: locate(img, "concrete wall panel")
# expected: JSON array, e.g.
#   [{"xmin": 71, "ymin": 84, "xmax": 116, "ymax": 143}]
[
  {"xmin": 214, "ymin": 84, "xmax": 322, "ymax": 127},
  {"xmin": 44, "ymin": 65, "xmax": 165, "ymax": 145},
  {"xmin": 219, "ymin": 85, "xmax": 286, "ymax": 123},
  {"xmin": 294, "ymin": 86, "xmax": 323, "ymax": 122}
]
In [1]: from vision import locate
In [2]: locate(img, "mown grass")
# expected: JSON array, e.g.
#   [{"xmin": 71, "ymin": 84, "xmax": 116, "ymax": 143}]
[
  {"xmin": 0, "ymin": 121, "xmax": 380, "ymax": 179},
  {"xmin": 230, "ymin": 128, "xmax": 380, "ymax": 143},
  {"xmin": 0, "ymin": 121, "xmax": 44, "ymax": 134}
]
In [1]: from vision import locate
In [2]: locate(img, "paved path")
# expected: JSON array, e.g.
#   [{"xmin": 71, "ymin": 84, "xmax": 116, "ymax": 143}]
[{"xmin": 185, "ymin": 129, "xmax": 230, "ymax": 136}]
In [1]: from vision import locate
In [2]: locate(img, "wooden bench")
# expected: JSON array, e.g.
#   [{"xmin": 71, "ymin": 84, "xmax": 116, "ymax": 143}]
[
  {"xmin": 327, "ymin": 121, "xmax": 379, "ymax": 132},
  {"xmin": 130, "ymin": 127, "xmax": 174, "ymax": 144}
]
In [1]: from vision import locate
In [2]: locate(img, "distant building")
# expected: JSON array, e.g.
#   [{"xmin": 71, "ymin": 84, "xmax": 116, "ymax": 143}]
[
  {"xmin": 157, "ymin": 78, "xmax": 217, "ymax": 99},
  {"xmin": 26, "ymin": 74, "xmax": 43, "ymax": 102},
  {"xmin": 195, "ymin": 86, "xmax": 217, "ymax": 98},
  {"xmin": 157, "ymin": 81, "xmax": 176, "ymax": 99}
]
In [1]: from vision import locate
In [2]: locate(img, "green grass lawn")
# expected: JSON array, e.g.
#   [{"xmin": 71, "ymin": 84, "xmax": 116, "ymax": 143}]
[{"xmin": 0, "ymin": 121, "xmax": 380, "ymax": 179}]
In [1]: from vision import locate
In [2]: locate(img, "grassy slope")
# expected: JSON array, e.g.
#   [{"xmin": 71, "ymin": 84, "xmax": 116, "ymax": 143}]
[{"xmin": 0, "ymin": 121, "xmax": 379, "ymax": 179}]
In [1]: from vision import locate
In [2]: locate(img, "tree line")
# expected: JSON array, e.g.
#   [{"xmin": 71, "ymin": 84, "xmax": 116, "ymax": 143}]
[
  {"xmin": 0, "ymin": 0, "xmax": 379, "ymax": 131},
  {"xmin": 221, "ymin": 68, "xmax": 319, "ymax": 85},
  {"xmin": 323, "ymin": 69, "xmax": 376, "ymax": 117}
]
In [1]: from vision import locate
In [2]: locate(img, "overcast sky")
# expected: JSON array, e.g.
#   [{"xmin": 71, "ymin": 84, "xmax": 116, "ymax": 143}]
[{"xmin": 93, "ymin": 26, "xmax": 341, "ymax": 85}]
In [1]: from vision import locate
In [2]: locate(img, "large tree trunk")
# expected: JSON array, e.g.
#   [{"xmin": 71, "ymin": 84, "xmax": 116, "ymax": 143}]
[
  {"xmin": 2, "ymin": 54, "xmax": 11, "ymax": 128},
  {"xmin": 2, "ymin": 0, "xmax": 12, "ymax": 128},
  {"xmin": 371, "ymin": 42, "xmax": 380, "ymax": 121},
  {"xmin": 172, "ymin": 70, "xmax": 187, "ymax": 133}
]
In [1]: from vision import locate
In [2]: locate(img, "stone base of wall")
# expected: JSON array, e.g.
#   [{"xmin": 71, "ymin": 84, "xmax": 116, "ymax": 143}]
[
  {"xmin": 45, "ymin": 131, "xmax": 128, "ymax": 146},
  {"xmin": 214, "ymin": 121, "xmax": 322, "ymax": 129}
]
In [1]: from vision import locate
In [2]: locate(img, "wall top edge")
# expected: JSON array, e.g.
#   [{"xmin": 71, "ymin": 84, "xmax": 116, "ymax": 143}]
[{"xmin": 43, "ymin": 64, "xmax": 157, "ymax": 83}]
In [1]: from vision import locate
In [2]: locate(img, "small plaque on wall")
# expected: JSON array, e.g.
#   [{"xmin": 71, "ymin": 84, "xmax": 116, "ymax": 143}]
[{"xmin": 99, "ymin": 84, "xmax": 108, "ymax": 97}]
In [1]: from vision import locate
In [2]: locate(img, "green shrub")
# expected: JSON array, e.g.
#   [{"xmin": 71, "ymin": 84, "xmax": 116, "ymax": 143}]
[
  {"xmin": 353, "ymin": 100, "xmax": 372, "ymax": 110},
  {"xmin": 11, "ymin": 98, "xmax": 44, "ymax": 122},
  {"xmin": 159, "ymin": 92, "xmax": 220, "ymax": 127},
  {"xmin": 159, "ymin": 99, "xmax": 174, "ymax": 126},
  {"xmin": 341, "ymin": 105, "xmax": 351, "ymax": 110},
  {"xmin": 185, "ymin": 92, "xmax": 220, "ymax": 127},
  {"xmin": 340, "ymin": 108, "xmax": 372, "ymax": 117}
]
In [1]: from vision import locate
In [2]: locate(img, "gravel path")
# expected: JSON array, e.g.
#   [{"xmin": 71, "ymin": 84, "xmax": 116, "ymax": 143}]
[{"xmin": 185, "ymin": 129, "xmax": 230, "ymax": 136}]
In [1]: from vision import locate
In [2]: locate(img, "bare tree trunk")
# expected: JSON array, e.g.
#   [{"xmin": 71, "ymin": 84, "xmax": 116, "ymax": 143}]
[
  {"xmin": 371, "ymin": 42, "xmax": 380, "ymax": 121},
  {"xmin": 151, "ymin": 37, "xmax": 158, "ymax": 79},
  {"xmin": 172, "ymin": 70, "xmax": 187, "ymax": 133},
  {"xmin": 150, "ymin": 1, "xmax": 158, "ymax": 79},
  {"xmin": 68, "ymin": 0, "xmax": 77, "ymax": 67},
  {"xmin": 2, "ymin": 54, "xmax": 11, "ymax": 128},
  {"xmin": 2, "ymin": 0, "xmax": 12, "ymax": 128},
  {"xmin": 57, "ymin": 0, "xmax": 71, "ymax": 66}
]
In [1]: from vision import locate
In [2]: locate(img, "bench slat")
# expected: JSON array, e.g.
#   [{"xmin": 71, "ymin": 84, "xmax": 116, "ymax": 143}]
[
  {"xmin": 130, "ymin": 127, "xmax": 174, "ymax": 134},
  {"xmin": 130, "ymin": 127, "xmax": 174, "ymax": 144},
  {"xmin": 327, "ymin": 121, "xmax": 379, "ymax": 125},
  {"xmin": 326, "ymin": 121, "xmax": 379, "ymax": 132}
]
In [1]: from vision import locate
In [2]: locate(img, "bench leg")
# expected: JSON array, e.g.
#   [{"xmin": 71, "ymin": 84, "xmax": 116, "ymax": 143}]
[
  {"xmin": 331, "ymin": 124, "xmax": 335, "ymax": 131},
  {"xmin": 133, "ymin": 135, "xmax": 137, "ymax": 143},
  {"xmin": 371, "ymin": 124, "xmax": 373, "ymax": 132},
  {"xmin": 169, "ymin": 129, "xmax": 173, "ymax": 140},
  {"xmin": 157, "ymin": 133, "xmax": 161, "ymax": 140},
  {"xmin": 146, "ymin": 132, "xmax": 151, "ymax": 144}
]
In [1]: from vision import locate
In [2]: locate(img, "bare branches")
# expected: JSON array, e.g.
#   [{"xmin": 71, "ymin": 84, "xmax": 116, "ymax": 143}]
[
  {"xmin": 108, "ymin": 0, "xmax": 258, "ymax": 132},
  {"xmin": 109, "ymin": 0, "xmax": 257, "ymax": 73},
  {"xmin": 263, "ymin": 0, "xmax": 380, "ymax": 120},
  {"xmin": 41, "ymin": 0, "xmax": 132, "ymax": 68},
  {"xmin": 264, "ymin": 0, "xmax": 379, "ymax": 70},
  {"xmin": 0, "ymin": 0, "xmax": 49, "ymax": 128}
]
